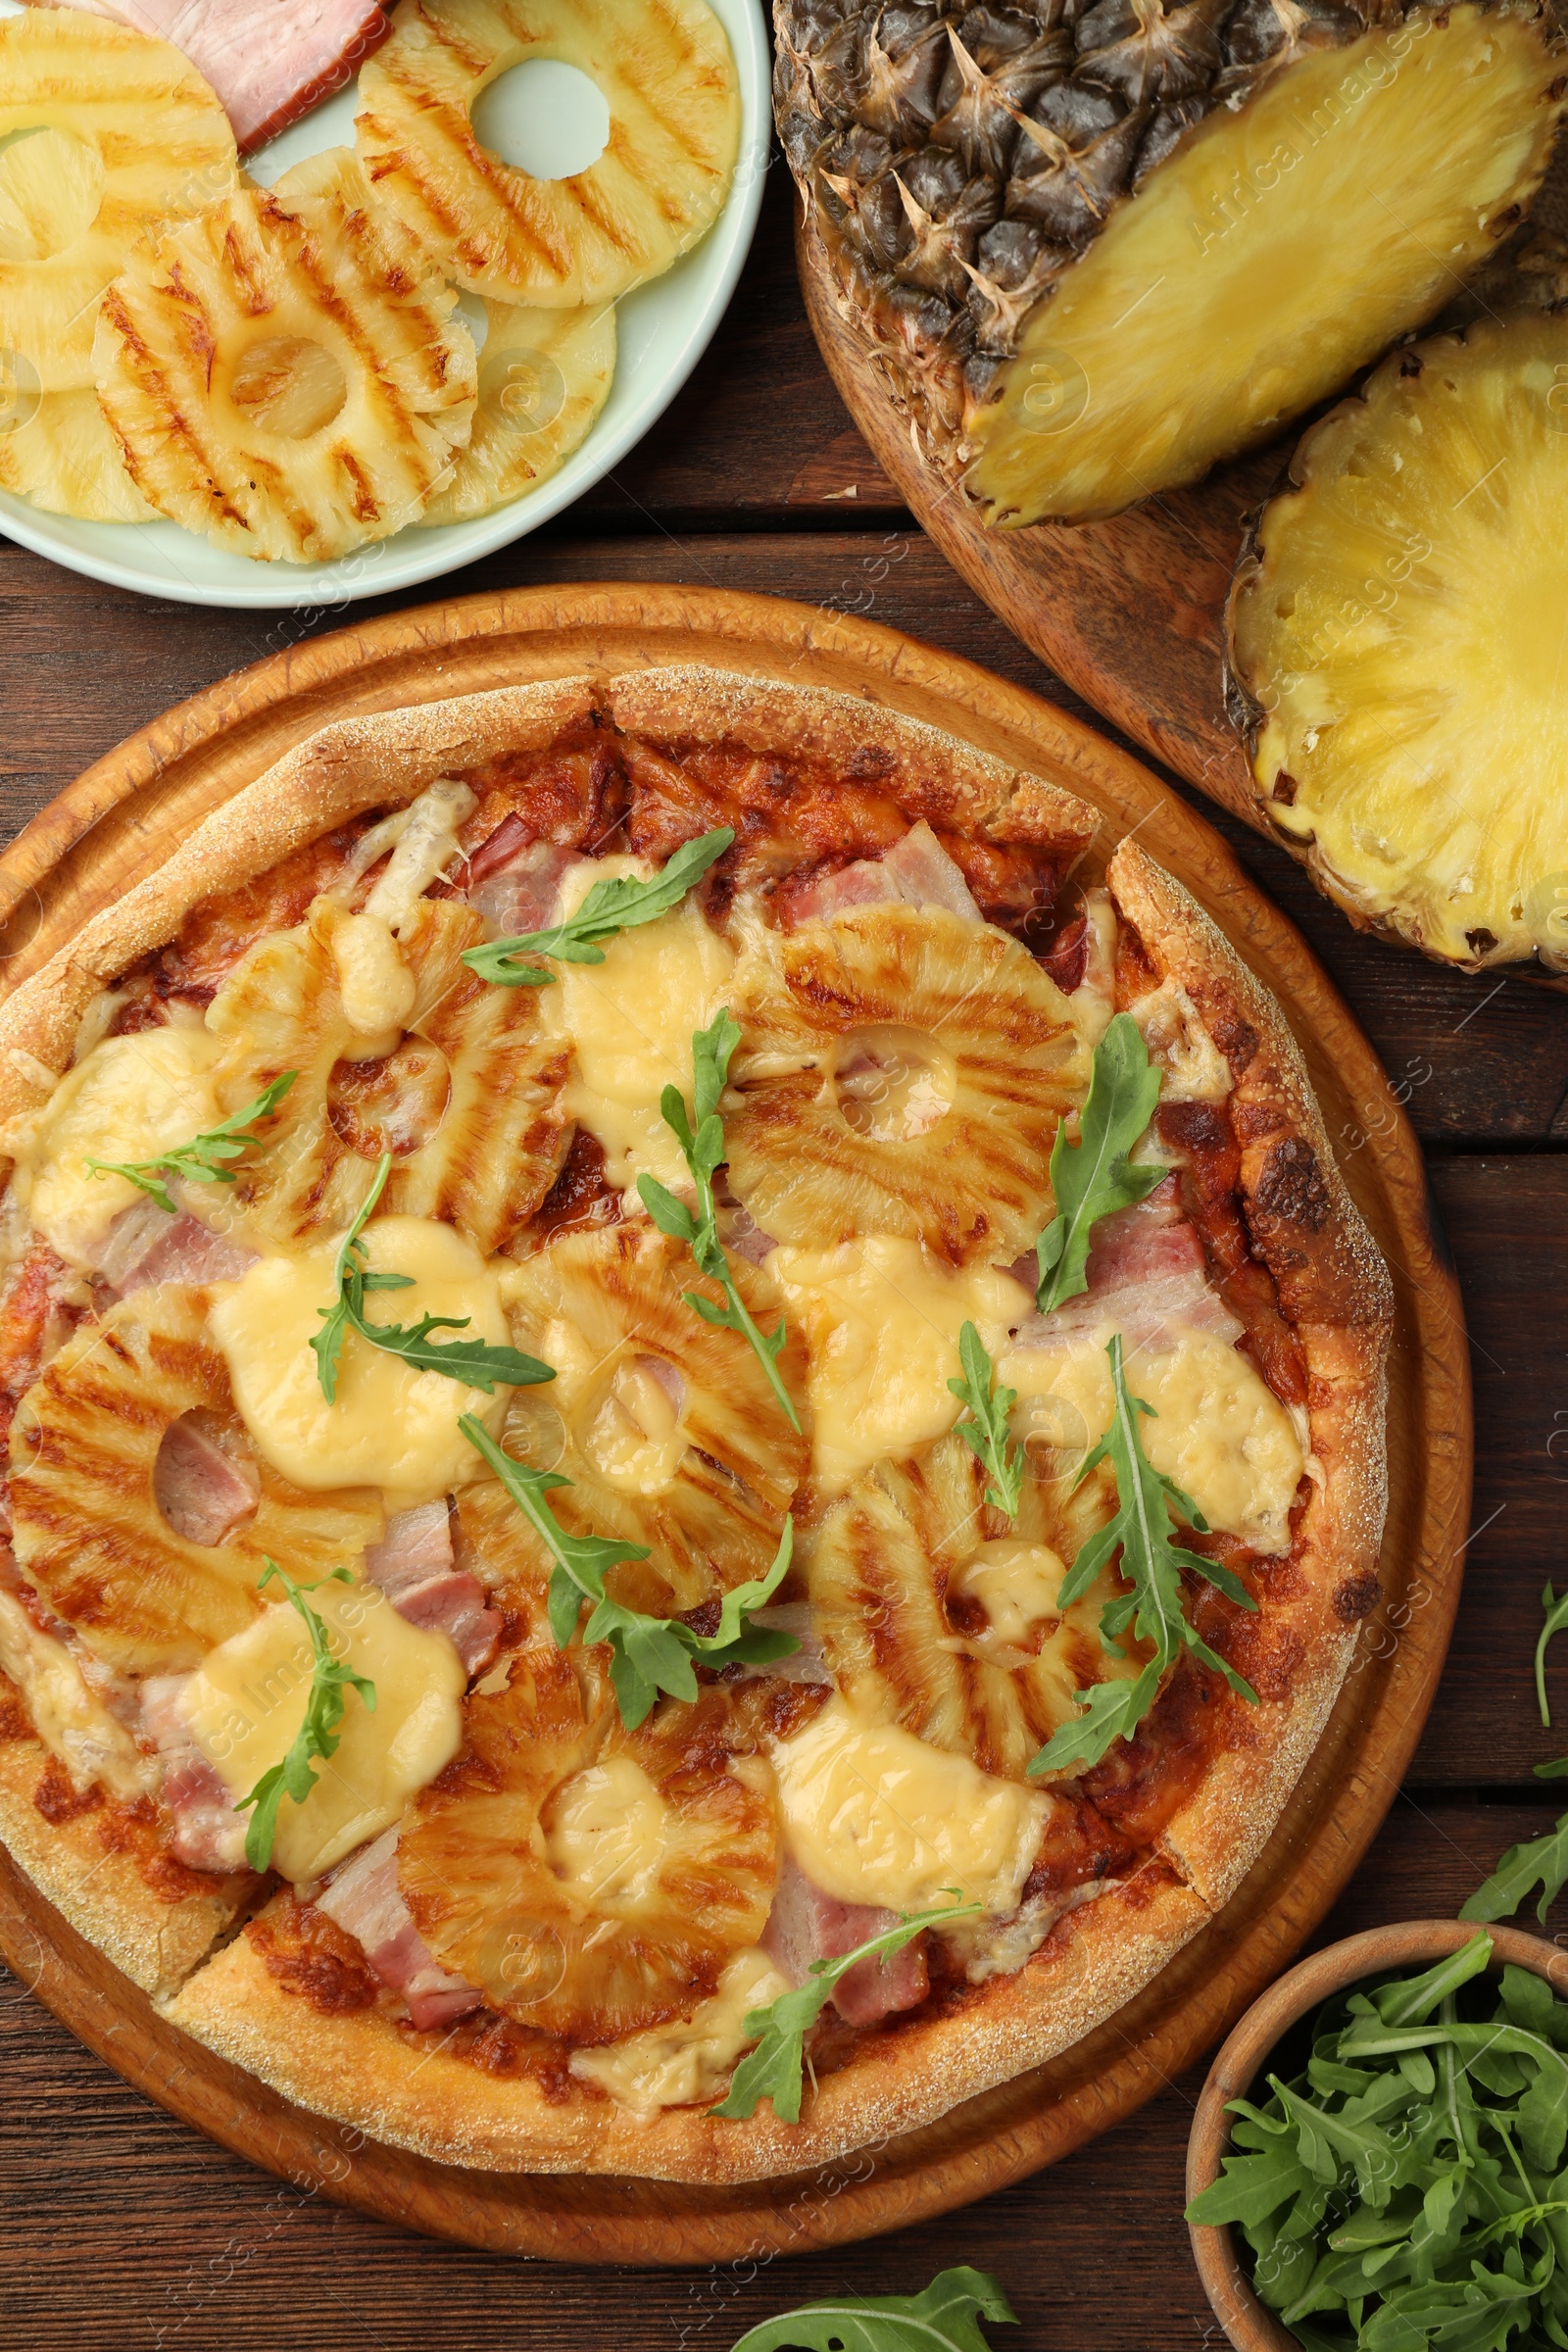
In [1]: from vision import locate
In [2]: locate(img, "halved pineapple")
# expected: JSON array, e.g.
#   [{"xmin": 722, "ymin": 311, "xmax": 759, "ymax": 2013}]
[
  {"xmin": 398, "ymin": 1645, "xmax": 776, "ymax": 2040},
  {"xmin": 94, "ymin": 150, "xmax": 476, "ymax": 563},
  {"xmin": 777, "ymin": 0, "xmax": 1566, "ymax": 524},
  {"xmin": 0, "ymin": 10, "xmax": 236, "ymax": 393},
  {"xmin": 9, "ymin": 1286, "xmax": 383, "ymax": 1675},
  {"xmin": 1229, "ymin": 305, "xmax": 1568, "ymax": 970},
  {"xmin": 356, "ymin": 0, "xmax": 741, "ymax": 307},
  {"xmin": 496, "ymin": 1222, "xmax": 808, "ymax": 1617},
  {"xmin": 808, "ymin": 1432, "xmax": 1138, "ymax": 1784},
  {"xmin": 725, "ymin": 904, "xmax": 1088, "ymax": 1263},
  {"xmin": 0, "ymin": 386, "xmax": 154, "ymax": 521},
  {"xmin": 421, "ymin": 299, "xmax": 615, "ymax": 525}
]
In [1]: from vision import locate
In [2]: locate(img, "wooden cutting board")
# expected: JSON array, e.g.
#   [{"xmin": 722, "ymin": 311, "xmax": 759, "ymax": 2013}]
[{"xmin": 0, "ymin": 582, "xmax": 1470, "ymax": 2264}]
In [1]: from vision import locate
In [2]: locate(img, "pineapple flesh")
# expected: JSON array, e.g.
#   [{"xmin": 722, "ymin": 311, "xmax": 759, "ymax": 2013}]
[
  {"xmin": 8, "ymin": 1286, "xmax": 383, "ymax": 1676},
  {"xmin": 0, "ymin": 386, "xmax": 153, "ymax": 521},
  {"xmin": 498, "ymin": 1223, "xmax": 809, "ymax": 1618},
  {"xmin": 725, "ymin": 903, "xmax": 1088, "ymax": 1264},
  {"xmin": 356, "ymin": 0, "xmax": 742, "ymax": 307},
  {"xmin": 808, "ymin": 1431, "xmax": 1141, "ymax": 1782},
  {"xmin": 421, "ymin": 299, "xmax": 615, "ymax": 525},
  {"xmin": 776, "ymin": 0, "xmax": 1567, "ymax": 525},
  {"xmin": 0, "ymin": 10, "xmax": 236, "ymax": 395},
  {"xmin": 94, "ymin": 151, "xmax": 477, "ymax": 564},
  {"xmin": 1228, "ymin": 306, "xmax": 1568, "ymax": 969},
  {"xmin": 398, "ymin": 1646, "xmax": 778, "ymax": 2040}
]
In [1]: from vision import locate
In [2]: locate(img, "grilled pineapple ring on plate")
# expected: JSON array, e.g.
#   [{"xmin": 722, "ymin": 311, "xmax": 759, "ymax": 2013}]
[
  {"xmin": 356, "ymin": 0, "xmax": 742, "ymax": 306},
  {"xmin": 725, "ymin": 903, "xmax": 1090, "ymax": 1263},
  {"xmin": 421, "ymin": 298, "xmax": 615, "ymax": 526},
  {"xmin": 8, "ymin": 1285, "xmax": 384, "ymax": 1677},
  {"xmin": 398, "ymin": 1647, "xmax": 778, "ymax": 2040},
  {"xmin": 496, "ymin": 1223, "xmax": 809, "ymax": 1617},
  {"xmin": 94, "ymin": 152, "xmax": 477, "ymax": 564},
  {"xmin": 0, "ymin": 387, "xmax": 153, "ymax": 523},
  {"xmin": 0, "ymin": 9, "xmax": 236, "ymax": 395},
  {"xmin": 808, "ymin": 1432, "xmax": 1140, "ymax": 1785}
]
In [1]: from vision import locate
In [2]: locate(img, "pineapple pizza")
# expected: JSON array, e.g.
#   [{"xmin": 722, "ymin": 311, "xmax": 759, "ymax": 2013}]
[{"xmin": 0, "ymin": 668, "xmax": 1391, "ymax": 2180}]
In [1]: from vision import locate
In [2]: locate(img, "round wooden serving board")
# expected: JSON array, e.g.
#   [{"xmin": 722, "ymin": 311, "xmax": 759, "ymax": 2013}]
[{"xmin": 0, "ymin": 583, "xmax": 1470, "ymax": 2265}]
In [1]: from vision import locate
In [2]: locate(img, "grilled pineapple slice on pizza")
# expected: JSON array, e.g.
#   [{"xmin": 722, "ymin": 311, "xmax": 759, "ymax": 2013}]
[
  {"xmin": 399, "ymin": 1645, "xmax": 776, "ymax": 2040},
  {"xmin": 776, "ymin": 0, "xmax": 1566, "ymax": 525},
  {"xmin": 0, "ymin": 387, "xmax": 153, "ymax": 521},
  {"xmin": 421, "ymin": 299, "xmax": 615, "ymax": 525},
  {"xmin": 94, "ymin": 151, "xmax": 475, "ymax": 563},
  {"xmin": 8, "ymin": 1286, "xmax": 383, "ymax": 1675},
  {"xmin": 725, "ymin": 904, "xmax": 1087, "ymax": 1264},
  {"xmin": 496, "ymin": 1223, "xmax": 808, "ymax": 1618},
  {"xmin": 356, "ymin": 0, "xmax": 741, "ymax": 307},
  {"xmin": 0, "ymin": 10, "xmax": 236, "ymax": 395},
  {"xmin": 808, "ymin": 1432, "xmax": 1138, "ymax": 1784},
  {"xmin": 1228, "ymin": 303, "xmax": 1568, "ymax": 970}
]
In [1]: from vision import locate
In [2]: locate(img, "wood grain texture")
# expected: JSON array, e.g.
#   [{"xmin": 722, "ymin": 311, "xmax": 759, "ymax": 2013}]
[{"xmin": 0, "ymin": 581, "xmax": 1467, "ymax": 2263}]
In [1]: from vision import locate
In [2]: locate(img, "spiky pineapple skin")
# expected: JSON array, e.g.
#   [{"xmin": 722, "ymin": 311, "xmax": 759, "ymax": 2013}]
[{"xmin": 775, "ymin": 0, "xmax": 1568, "ymax": 520}]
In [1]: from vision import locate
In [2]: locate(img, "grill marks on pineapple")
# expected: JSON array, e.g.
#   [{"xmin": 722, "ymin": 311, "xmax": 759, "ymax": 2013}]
[
  {"xmin": 398, "ymin": 1649, "xmax": 777, "ymax": 2041},
  {"xmin": 726, "ymin": 904, "xmax": 1088, "ymax": 1263},
  {"xmin": 8, "ymin": 1286, "xmax": 383, "ymax": 1675}
]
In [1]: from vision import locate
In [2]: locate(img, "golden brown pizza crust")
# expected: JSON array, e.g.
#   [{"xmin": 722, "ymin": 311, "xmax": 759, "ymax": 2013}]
[
  {"xmin": 164, "ymin": 1862, "xmax": 1207, "ymax": 2182},
  {"xmin": 1104, "ymin": 841, "xmax": 1393, "ymax": 1913},
  {"xmin": 0, "ymin": 674, "xmax": 1390, "ymax": 2181},
  {"xmin": 0, "ymin": 1731, "xmax": 244, "ymax": 1999}
]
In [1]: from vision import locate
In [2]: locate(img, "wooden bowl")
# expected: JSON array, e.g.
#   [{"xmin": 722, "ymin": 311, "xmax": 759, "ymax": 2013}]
[{"xmin": 1186, "ymin": 1919, "xmax": 1568, "ymax": 2351}]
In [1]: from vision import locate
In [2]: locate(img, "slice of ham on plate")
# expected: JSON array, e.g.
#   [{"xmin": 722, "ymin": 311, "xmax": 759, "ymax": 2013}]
[
  {"xmin": 317, "ymin": 1827, "xmax": 479, "ymax": 2031},
  {"xmin": 791, "ymin": 820, "xmax": 983, "ymax": 926},
  {"xmin": 364, "ymin": 1501, "xmax": 502, "ymax": 1680},
  {"xmin": 762, "ymin": 1854, "xmax": 930, "ymax": 2028},
  {"xmin": 41, "ymin": 0, "xmax": 391, "ymax": 152},
  {"xmin": 100, "ymin": 1200, "xmax": 259, "ymax": 1297},
  {"xmin": 140, "ymin": 1673, "xmax": 250, "ymax": 1874}
]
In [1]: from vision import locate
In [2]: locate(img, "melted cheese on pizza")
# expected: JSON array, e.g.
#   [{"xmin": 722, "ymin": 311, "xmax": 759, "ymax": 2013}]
[
  {"xmin": 1001, "ymin": 1321, "xmax": 1305, "ymax": 1554},
  {"xmin": 569, "ymin": 1947, "xmax": 790, "ymax": 2115},
  {"xmin": 769, "ymin": 1239, "xmax": 1033, "ymax": 1494},
  {"xmin": 540, "ymin": 858, "xmax": 735, "ymax": 1192},
  {"xmin": 772, "ymin": 1695, "xmax": 1047, "ymax": 1916},
  {"xmin": 208, "ymin": 1214, "xmax": 511, "ymax": 1510},
  {"xmin": 0, "ymin": 1591, "xmax": 149, "ymax": 1801},
  {"xmin": 330, "ymin": 910, "xmax": 416, "ymax": 1055},
  {"xmin": 12, "ymin": 1026, "xmax": 226, "ymax": 1266},
  {"xmin": 179, "ymin": 1573, "xmax": 465, "ymax": 1883}
]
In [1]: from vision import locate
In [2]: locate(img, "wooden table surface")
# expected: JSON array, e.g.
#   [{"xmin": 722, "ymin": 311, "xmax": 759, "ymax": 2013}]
[{"xmin": 2, "ymin": 119, "xmax": 1565, "ymax": 2352}]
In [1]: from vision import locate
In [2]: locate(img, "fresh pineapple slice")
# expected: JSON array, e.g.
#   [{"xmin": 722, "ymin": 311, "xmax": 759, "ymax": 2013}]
[
  {"xmin": 9, "ymin": 1285, "xmax": 383, "ymax": 1676},
  {"xmin": 808, "ymin": 1433, "xmax": 1139, "ymax": 1784},
  {"xmin": 1229, "ymin": 306, "xmax": 1568, "ymax": 970},
  {"xmin": 357, "ymin": 0, "xmax": 740, "ymax": 307},
  {"xmin": 725, "ymin": 904, "xmax": 1088, "ymax": 1264},
  {"xmin": 94, "ymin": 151, "xmax": 476, "ymax": 563},
  {"xmin": 778, "ymin": 0, "xmax": 1566, "ymax": 524},
  {"xmin": 398, "ymin": 1645, "xmax": 777, "ymax": 2040},
  {"xmin": 0, "ymin": 386, "xmax": 153, "ymax": 520},
  {"xmin": 496, "ymin": 1222, "xmax": 808, "ymax": 1617},
  {"xmin": 0, "ymin": 10, "xmax": 235, "ymax": 394},
  {"xmin": 421, "ymin": 299, "xmax": 614, "ymax": 525}
]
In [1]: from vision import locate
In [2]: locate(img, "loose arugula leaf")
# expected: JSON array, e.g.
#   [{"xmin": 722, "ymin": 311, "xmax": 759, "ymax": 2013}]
[
  {"xmin": 1540, "ymin": 1580, "xmax": 1568, "ymax": 1728},
  {"xmin": 87, "ymin": 1069, "xmax": 298, "ymax": 1217},
  {"xmin": 1465, "ymin": 1585, "xmax": 1568, "ymax": 1927},
  {"xmin": 234, "ymin": 1560, "xmax": 376, "ymax": 1872},
  {"xmin": 947, "ymin": 1321, "xmax": 1023, "ymax": 1518},
  {"xmin": 463, "ymin": 827, "xmax": 734, "ymax": 986},
  {"xmin": 711, "ymin": 1896, "xmax": 982, "ymax": 2126},
  {"xmin": 1033, "ymin": 1013, "xmax": 1165, "ymax": 1314},
  {"xmin": 637, "ymin": 1008, "xmax": 801, "ymax": 1433},
  {"xmin": 729, "ymin": 2268, "xmax": 1017, "ymax": 2352},
  {"xmin": 311, "ymin": 1153, "xmax": 554, "ymax": 1403},
  {"xmin": 461, "ymin": 1416, "xmax": 798, "ymax": 1730},
  {"xmin": 1026, "ymin": 1334, "xmax": 1257, "ymax": 1777}
]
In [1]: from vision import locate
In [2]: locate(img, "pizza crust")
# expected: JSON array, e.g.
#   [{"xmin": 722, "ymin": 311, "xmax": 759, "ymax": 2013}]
[{"xmin": 0, "ymin": 673, "xmax": 1390, "ymax": 2180}]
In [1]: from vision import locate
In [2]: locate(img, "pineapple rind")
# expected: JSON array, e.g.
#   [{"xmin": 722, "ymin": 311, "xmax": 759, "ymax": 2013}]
[
  {"xmin": 726, "ymin": 904, "xmax": 1089, "ymax": 1264},
  {"xmin": 356, "ymin": 0, "xmax": 742, "ymax": 307},
  {"xmin": 421, "ymin": 299, "xmax": 615, "ymax": 526},
  {"xmin": 8, "ymin": 1285, "xmax": 383, "ymax": 1676},
  {"xmin": 0, "ymin": 11, "xmax": 236, "ymax": 393},
  {"xmin": 398, "ymin": 1646, "xmax": 778, "ymax": 2040},
  {"xmin": 1229, "ymin": 308, "xmax": 1568, "ymax": 968}
]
